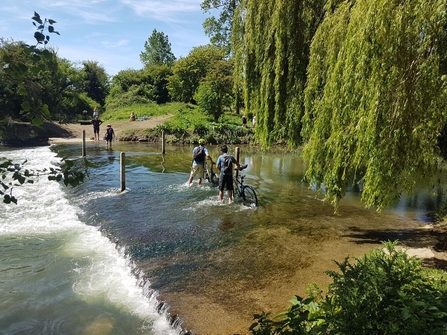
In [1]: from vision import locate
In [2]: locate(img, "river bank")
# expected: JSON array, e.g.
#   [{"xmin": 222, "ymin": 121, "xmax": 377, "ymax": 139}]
[{"xmin": 6, "ymin": 119, "xmax": 447, "ymax": 335}]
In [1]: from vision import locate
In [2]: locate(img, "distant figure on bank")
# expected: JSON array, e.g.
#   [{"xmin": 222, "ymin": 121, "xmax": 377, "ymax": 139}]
[
  {"xmin": 252, "ymin": 114, "xmax": 256, "ymax": 129},
  {"xmin": 130, "ymin": 112, "xmax": 136, "ymax": 121},
  {"xmin": 216, "ymin": 145, "xmax": 244, "ymax": 204},
  {"xmin": 82, "ymin": 110, "xmax": 88, "ymax": 120},
  {"xmin": 188, "ymin": 138, "xmax": 214, "ymax": 186},
  {"xmin": 93, "ymin": 107, "xmax": 99, "ymax": 118},
  {"xmin": 105, "ymin": 124, "xmax": 115, "ymax": 149},
  {"xmin": 242, "ymin": 114, "xmax": 247, "ymax": 128},
  {"xmin": 91, "ymin": 116, "xmax": 103, "ymax": 141}
]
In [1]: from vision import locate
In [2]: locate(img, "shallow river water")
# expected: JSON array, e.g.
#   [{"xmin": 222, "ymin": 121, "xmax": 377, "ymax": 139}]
[{"xmin": 0, "ymin": 141, "xmax": 443, "ymax": 334}]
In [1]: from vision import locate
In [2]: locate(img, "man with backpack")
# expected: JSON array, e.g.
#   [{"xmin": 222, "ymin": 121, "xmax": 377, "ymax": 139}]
[
  {"xmin": 187, "ymin": 139, "xmax": 214, "ymax": 186},
  {"xmin": 216, "ymin": 145, "xmax": 245, "ymax": 204}
]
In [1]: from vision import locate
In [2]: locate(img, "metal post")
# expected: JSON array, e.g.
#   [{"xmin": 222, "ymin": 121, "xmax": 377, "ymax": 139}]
[
  {"xmin": 162, "ymin": 130, "xmax": 166, "ymax": 155},
  {"xmin": 120, "ymin": 152, "xmax": 126, "ymax": 192},
  {"xmin": 82, "ymin": 130, "xmax": 86, "ymax": 157}
]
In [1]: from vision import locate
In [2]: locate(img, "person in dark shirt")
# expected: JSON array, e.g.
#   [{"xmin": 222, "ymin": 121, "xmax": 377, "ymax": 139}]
[
  {"xmin": 105, "ymin": 124, "xmax": 115, "ymax": 149},
  {"xmin": 216, "ymin": 145, "xmax": 245, "ymax": 204},
  {"xmin": 91, "ymin": 116, "xmax": 103, "ymax": 141}
]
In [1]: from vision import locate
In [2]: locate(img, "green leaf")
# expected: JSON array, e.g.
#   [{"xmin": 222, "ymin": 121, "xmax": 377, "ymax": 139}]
[
  {"xmin": 34, "ymin": 31, "xmax": 45, "ymax": 43},
  {"xmin": 18, "ymin": 86, "xmax": 28, "ymax": 96},
  {"xmin": 32, "ymin": 12, "xmax": 42, "ymax": 24},
  {"xmin": 48, "ymin": 19, "xmax": 57, "ymax": 25},
  {"xmin": 31, "ymin": 118, "xmax": 44, "ymax": 126},
  {"xmin": 3, "ymin": 194, "xmax": 11, "ymax": 204},
  {"xmin": 41, "ymin": 104, "xmax": 50, "ymax": 118},
  {"xmin": 21, "ymin": 100, "xmax": 31, "ymax": 112}
]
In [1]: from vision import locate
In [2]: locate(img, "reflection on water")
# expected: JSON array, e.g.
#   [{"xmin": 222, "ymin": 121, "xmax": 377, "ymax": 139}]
[{"xmin": 2, "ymin": 142, "xmax": 444, "ymax": 334}]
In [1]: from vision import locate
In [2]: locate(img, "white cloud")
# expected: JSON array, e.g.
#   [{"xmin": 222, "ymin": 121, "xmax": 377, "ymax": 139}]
[{"xmin": 121, "ymin": 0, "xmax": 202, "ymax": 21}]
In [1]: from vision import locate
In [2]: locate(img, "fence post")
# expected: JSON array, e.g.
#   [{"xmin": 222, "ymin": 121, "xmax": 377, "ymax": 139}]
[
  {"xmin": 235, "ymin": 147, "xmax": 240, "ymax": 178},
  {"xmin": 162, "ymin": 130, "xmax": 166, "ymax": 155},
  {"xmin": 120, "ymin": 152, "xmax": 126, "ymax": 192},
  {"xmin": 82, "ymin": 130, "xmax": 86, "ymax": 157}
]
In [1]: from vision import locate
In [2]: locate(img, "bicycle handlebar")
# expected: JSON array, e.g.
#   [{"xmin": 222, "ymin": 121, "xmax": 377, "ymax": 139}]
[{"xmin": 235, "ymin": 164, "xmax": 248, "ymax": 171}]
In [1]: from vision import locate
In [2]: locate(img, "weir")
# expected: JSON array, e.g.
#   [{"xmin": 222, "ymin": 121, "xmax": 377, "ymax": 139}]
[{"xmin": 1, "ymin": 143, "xmax": 442, "ymax": 334}]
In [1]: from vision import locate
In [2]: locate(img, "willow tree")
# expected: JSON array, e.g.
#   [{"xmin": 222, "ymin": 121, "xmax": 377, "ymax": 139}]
[
  {"xmin": 303, "ymin": 0, "xmax": 447, "ymax": 212},
  {"xmin": 233, "ymin": 0, "xmax": 324, "ymax": 147}
]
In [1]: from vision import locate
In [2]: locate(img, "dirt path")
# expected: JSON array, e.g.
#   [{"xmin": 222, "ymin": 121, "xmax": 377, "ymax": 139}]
[{"xmin": 47, "ymin": 115, "xmax": 172, "ymax": 144}]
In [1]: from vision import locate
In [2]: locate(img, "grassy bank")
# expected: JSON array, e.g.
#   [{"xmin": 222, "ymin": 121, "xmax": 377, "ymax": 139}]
[{"xmin": 102, "ymin": 102, "xmax": 255, "ymax": 145}]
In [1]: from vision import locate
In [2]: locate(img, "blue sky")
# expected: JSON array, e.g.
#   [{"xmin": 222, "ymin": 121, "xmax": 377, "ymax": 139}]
[{"xmin": 1, "ymin": 0, "xmax": 211, "ymax": 76}]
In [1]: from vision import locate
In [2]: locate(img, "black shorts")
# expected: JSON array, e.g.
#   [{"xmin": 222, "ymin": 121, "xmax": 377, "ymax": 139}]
[{"xmin": 219, "ymin": 174, "xmax": 233, "ymax": 191}]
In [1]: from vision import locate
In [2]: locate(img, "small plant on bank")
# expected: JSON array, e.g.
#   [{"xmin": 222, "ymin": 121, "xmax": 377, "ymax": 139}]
[{"xmin": 249, "ymin": 241, "xmax": 447, "ymax": 335}]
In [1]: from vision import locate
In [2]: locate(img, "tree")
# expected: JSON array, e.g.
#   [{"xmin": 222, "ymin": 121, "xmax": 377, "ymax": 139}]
[
  {"xmin": 140, "ymin": 29, "xmax": 176, "ymax": 67},
  {"xmin": 201, "ymin": 0, "xmax": 241, "ymax": 55},
  {"xmin": 168, "ymin": 45, "xmax": 225, "ymax": 103},
  {"xmin": 194, "ymin": 59, "xmax": 234, "ymax": 122},
  {"xmin": 80, "ymin": 60, "xmax": 109, "ymax": 107},
  {"xmin": 0, "ymin": 12, "xmax": 60, "ymax": 134},
  {"xmin": 106, "ymin": 65, "xmax": 172, "ymax": 109},
  {"xmin": 302, "ymin": 0, "xmax": 447, "ymax": 212},
  {"xmin": 0, "ymin": 12, "xmax": 88, "ymax": 204},
  {"xmin": 232, "ymin": 0, "xmax": 324, "ymax": 147}
]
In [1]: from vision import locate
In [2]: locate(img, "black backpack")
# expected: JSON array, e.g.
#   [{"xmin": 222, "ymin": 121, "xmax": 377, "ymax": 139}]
[
  {"xmin": 222, "ymin": 155, "xmax": 233, "ymax": 174},
  {"xmin": 193, "ymin": 146, "xmax": 206, "ymax": 162}
]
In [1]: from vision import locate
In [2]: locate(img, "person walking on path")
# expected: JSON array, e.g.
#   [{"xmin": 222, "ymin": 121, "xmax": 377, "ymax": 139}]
[
  {"xmin": 216, "ymin": 145, "xmax": 245, "ymax": 204},
  {"xmin": 91, "ymin": 116, "xmax": 103, "ymax": 141},
  {"xmin": 105, "ymin": 124, "xmax": 115, "ymax": 149},
  {"xmin": 188, "ymin": 139, "xmax": 214, "ymax": 186},
  {"xmin": 93, "ymin": 107, "xmax": 99, "ymax": 118}
]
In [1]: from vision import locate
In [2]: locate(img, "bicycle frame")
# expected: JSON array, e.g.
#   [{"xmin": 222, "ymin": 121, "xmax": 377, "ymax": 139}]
[
  {"xmin": 233, "ymin": 169, "xmax": 258, "ymax": 207},
  {"xmin": 204, "ymin": 159, "xmax": 218, "ymax": 186}
]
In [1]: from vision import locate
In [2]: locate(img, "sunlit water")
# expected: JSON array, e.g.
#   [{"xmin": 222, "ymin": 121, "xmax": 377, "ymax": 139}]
[
  {"xmin": 0, "ymin": 142, "xmax": 444, "ymax": 334},
  {"xmin": 0, "ymin": 147, "xmax": 181, "ymax": 335}
]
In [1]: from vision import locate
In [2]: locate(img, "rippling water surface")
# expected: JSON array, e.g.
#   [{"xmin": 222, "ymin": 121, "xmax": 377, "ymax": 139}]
[{"xmin": 0, "ymin": 142, "xmax": 443, "ymax": 334}]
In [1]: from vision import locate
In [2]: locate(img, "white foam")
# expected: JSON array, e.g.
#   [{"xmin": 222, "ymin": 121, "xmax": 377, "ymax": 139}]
[{"xmin": 0, "ymin": 147, "xmax": 179, "ymax": 335}]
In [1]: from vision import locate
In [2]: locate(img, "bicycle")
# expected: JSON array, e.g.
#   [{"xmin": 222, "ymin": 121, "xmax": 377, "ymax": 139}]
[
  {"xmin": 233, "ymin": 165, "xmax": 258, "ymax": 207},
  {"xmin": 204, "ymin": 159, "xmax": 219, "ymax": 186}
]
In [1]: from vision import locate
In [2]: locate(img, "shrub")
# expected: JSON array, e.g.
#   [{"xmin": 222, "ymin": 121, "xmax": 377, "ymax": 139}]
[{"xmin": 250, "ymin": 241, "xmax": 447, "ymax": 335}]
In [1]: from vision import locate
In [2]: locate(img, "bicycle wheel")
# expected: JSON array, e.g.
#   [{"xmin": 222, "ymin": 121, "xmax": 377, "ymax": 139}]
[
  {"xmin": 204, "ymin": 169, "xmax": 210, "ymax": 183},
  {"xmin": 241, "ymin": 185, "xmax": 258, "ymax": 207},
  {"xmin": 210, "ymin": 172, "xmax": 219, "ymax": 185}
]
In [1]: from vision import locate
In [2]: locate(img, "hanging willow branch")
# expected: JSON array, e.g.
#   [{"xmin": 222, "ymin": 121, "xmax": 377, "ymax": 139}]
[{"xmin": 303, "ymin": 0, "xmax": 447, "ymax": 212}]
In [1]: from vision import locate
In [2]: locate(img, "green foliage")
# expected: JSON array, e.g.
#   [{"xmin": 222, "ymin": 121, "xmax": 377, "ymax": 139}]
[
  {"xmin": 194, "ymin": 59, "xmax": 234, "ymax": 122},
  {"xmin": 233, "ymin": 0, "xmax": 324, "ymax": 148},
  {"xmin": 0, "ymin": 156, "xmax": 89, "ymax": 204},
  {"xmin": 250, "ymin": 241, "xmax": 447, "ymax": 335},
  {"xmin": 168, "ymin": 44, "xmax": 226, "ymax": 103},
  {"xmin": 105, "ymin": 86, "xmax": 153, "ymax": 111},
  {"xmin": 80, "ymin": 60, "xmax": 109, "ymax": 106},
  {"xmin": 201, "ymin": 0, "xmax": 240, "ymax": 55},
  {"xmin": 106, "ymin": 66, "xmax": 172, "ymax": 108},
  {"xmin": 140, "ymin": 29, "xmax": 176, "ymax": 67},
  {"xmin": 47, "ymin": 158, "xmax": 90, "ymax": 187},
  {"xmin": 0, "ymin": 11, "xmax": 61, "ymax": 133},
  {"xmin": 302, "ymin": 0, "xmax": 447, "ymax": 212}
]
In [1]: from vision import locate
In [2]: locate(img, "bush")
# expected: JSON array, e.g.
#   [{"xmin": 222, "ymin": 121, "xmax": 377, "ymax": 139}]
[{"xmin": 250, "ymin": 241, "xmax": 447, "ymax": 335}]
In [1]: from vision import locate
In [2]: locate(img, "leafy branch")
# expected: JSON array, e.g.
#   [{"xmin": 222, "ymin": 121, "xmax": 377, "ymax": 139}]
[{"xmin": 0, "ymin": 157, "xmax": 91, "ymax": 204}]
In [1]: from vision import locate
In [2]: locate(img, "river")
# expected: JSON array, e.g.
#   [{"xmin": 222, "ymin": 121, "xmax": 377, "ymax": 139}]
[{"xmin": 0, "ymin": 141, "xmax": 441, "ymax": 334}]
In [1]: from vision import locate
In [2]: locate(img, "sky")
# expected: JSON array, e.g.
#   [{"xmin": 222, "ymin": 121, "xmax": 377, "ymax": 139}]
[{"xmin": 1, "ymin": 0, "xmax": 212, "ymax": 76}]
